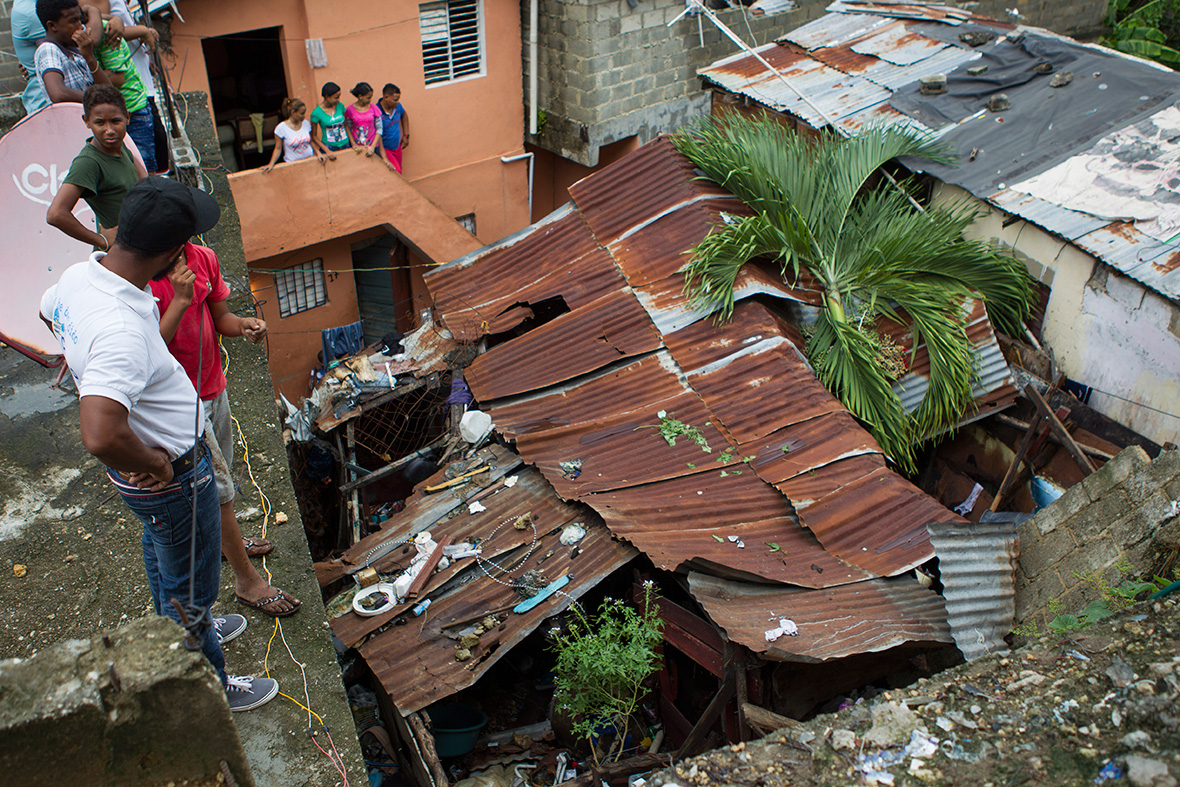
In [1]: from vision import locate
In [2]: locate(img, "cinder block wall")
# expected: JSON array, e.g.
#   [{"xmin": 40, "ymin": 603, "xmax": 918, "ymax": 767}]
[
  {"xmin": 0, "ymin": 616, "xmax": 255, "ymax": 786},
  {"xmin": 1015, "ymin": 447, "xmax": 1180, "ymax": 631},
  {"xmin": 530, "ymin": 0, "xmax": 815, "ymax": 165},
  {"xmin": 528, "ymin": 0, "xmax": 1108, "ymax": 166}
]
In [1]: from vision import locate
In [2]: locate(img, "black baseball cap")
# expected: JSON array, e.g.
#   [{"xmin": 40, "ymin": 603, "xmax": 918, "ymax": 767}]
[{"xmin": 116, "ymin": 177, "xmax": 221, "ymax": 253}]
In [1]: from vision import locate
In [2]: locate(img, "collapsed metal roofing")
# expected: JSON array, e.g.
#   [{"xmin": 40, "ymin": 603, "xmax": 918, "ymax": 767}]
[
  {"xmin": 328, "ymin": 446, "xmax": 637, "ymax": 714},
  {"xmin": 412, "ymin": 137, "xmax": 966, "ymax": 665},
  {"xmin": 698, "ymin": 3, "xmax": 1180, "ymax": 302}
]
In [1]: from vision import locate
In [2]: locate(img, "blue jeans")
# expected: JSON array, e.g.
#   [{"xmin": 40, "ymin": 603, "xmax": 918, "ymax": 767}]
[
  {"xmin": 127, "ymin": 104, "xmax": 158, "ymax": 173},
  {"xmin": 109, "ymin": 451, "xmax": 225, "ymax": 684}
]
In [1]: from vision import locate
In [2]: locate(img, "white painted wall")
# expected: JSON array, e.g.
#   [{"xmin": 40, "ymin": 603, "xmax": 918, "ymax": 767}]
[{"xmin": 933, "ymin": 183, "xmax": 1180, "ymax": 447}]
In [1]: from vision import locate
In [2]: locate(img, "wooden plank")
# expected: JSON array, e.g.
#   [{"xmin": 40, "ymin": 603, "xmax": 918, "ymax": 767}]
[
  {"xmin": 734, "ymin": 650, "xmax": 749, "ymax": 742},
  {"xmin": 676, "ymin": 675, "xmax": 735, "ymax": 759},
  {"xmin": 659, "ymin": 692, "xmax": 691, "ymax": 749},
  {"xmin": 990, "ymin": 411, "xmax": 1042, "ymax": 513},
  {"xmin": 346, "ymin": 422, "xmax": 361, "ymax": 544},
  {"xmin": 741, "ymin": 702, "xmax": 802, "ymax": 736},
  {"xmin": 994, "ymin": 414, "xmax": 1115, "ymax": 461},
  {"xmin": 653, "ymin": 595, "xmax": 725, "ymax": 678},
  {"xmin": 405, "ymin": 535, "xmax": 453, "ymax": 599},
  {"xmin": 340, "ymin": 435, "xmax": 450, "ymax": 494},
  {"xmin": 1027, "ymin": 385, "xmax": 1097, "ymax": 474},
  {"xmin": 407, "ymin": 711, "xmax": 448, "ymax": 787}
]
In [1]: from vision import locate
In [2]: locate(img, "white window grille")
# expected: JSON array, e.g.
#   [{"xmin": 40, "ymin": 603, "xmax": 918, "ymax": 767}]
[
  {"xmin": 456, "ymin": 213, "xmax": 477, "ymax": 234},
  {"xmin": 275, "ymin": 258, "xmax": 327, "ymax": 317},
  {"xmin": 419, "ymin": 0, "xmax": 483, "ymax": 85}
]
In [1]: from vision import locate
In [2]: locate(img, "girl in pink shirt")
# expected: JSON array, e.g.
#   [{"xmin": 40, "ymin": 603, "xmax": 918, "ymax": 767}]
[{"xmin": 344, "ymin": 82, "xmax": 394, "ymax": 171}]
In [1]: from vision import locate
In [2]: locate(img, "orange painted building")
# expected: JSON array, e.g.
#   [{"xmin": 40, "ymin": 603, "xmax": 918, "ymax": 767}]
[{"xmin": 163, "ymin": 0, "xmax": 530, "ymax": 398}]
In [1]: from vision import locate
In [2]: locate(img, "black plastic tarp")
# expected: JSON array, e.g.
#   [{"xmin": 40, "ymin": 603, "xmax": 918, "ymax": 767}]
[{"xmin": 890, "ymin": 23, "xmax": 1180, "ymax": 196}]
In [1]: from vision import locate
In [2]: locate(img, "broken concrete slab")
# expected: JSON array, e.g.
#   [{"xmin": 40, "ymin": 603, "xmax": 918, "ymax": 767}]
[{"xmin": 0, "ymin": 616, "xmax": 254, "ymax": 786}]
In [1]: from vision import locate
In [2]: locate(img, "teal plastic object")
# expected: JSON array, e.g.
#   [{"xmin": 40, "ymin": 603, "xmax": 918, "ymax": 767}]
[
  {"xmin": 426, "ymin": 703, "xmax": 488, "ymax": 757},
  {"xmin": 513, "ymin": 574, "xmax": 570, "ymax": 613}
]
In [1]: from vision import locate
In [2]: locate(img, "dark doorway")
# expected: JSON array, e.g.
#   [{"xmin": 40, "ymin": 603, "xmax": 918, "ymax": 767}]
[
  {"xmin": 352, "ymin": 233, "xmax": 416, "ymax": 345},
  {"xmin": 202, "ymin": 27, "xmax": 288, "ymax": 170}
]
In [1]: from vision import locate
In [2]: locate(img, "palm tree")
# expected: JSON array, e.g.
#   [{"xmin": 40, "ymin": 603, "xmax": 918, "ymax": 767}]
[{"xmin": 672, "ymin": 115, "xmax": 1034, "ymax": 472}]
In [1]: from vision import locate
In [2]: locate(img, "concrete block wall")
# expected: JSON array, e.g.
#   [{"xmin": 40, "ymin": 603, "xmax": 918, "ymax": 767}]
[
  {"xmin": 530, "ymin": 0, "xmax": 824, "ymax": 165},
  {"xmin": 1014, "ymin": 446, "xmax": 1180, "ymax": 631},
  {"xmin": 0, "ymin": 616, "xmax": 255, "ymax": 786}
]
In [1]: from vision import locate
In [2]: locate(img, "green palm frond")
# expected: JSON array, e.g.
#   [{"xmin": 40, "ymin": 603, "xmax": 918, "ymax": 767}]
[
  {"xmin": 807, "ymin": 310, "xmax": 916, "ymax": 472},
  {"xmin": 672, "ymin": 116, "xmax": 1036, "ymax": 471}
]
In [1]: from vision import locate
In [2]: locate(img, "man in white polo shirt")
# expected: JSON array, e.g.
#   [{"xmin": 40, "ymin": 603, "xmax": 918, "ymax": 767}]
[{"xmin": 40, "ymin": 177, "xmax": 278, "ymax": 713}]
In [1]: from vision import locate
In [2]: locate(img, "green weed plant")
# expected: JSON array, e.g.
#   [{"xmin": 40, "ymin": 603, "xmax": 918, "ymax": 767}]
[{"xmin": 550, "ymin": 583, "xmax": 664, "ymax": 763}]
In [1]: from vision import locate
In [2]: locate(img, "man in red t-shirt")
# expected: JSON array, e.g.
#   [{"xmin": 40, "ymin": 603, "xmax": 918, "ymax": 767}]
[{"xmin": 151, "ymin": 241, "xmax": 300, "ymax": 617}]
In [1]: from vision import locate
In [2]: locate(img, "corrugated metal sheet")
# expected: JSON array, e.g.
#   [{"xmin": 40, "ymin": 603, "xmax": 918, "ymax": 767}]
[
  {"xmin": 826, "ymin": 2, "xmax": 973, "ymax": 25},
  {"xmin": 465, "ymin": 288, "xmax": 662, "ymax": 401},
  {"xmin": 856, "ymin": 42, "xmax": 979, "ymax": 91},
  {"xmin": 791, "ymin": 465, "xmax": 957, "ymax": 575},
  {"xmin": 985, "ymin": 189, "xmax": 1112, "ymax": 242},
  {"xmin": 698, "ymin": 43, "xmax": 892, "ymax": 129},
  {"xmin": 926, "ymin": 518, "xmax": 1019, "ymax": 661},
  {"xmin": 489, "ymin": 353, "xmax": 686, "ymax": 441},
  {"xmin": 514, "ymin": 389, "xmax": 736, "ymax": 497},
  {"xmin": 569, "ymin": 137, "xmax": 730, "ymax": 247},
  {"xmin": 587, "ymin": 470, "xmax": 872, "ymax": 588},
  {"xmin": 1072, "ymin": 222, "xmax": 1180, "ymax": 301},
  {"xmin": 782, "ymin": 12, "xmax": 890, "ymax": 51},
  {"xmin": 426, "ymin": 205, "xmax": 625, "ymax": 340},
  {"xmin": 606, "ymin": 196, "xmax": 750, "ymax": 287},
  {"xmin": 850, "ymin": 20, "xmax": 948, "ymax": 65},
  {"xmin": 689, "ymin": 572, "xmax": 953, "ymax": 662},
  {"xmin": 361, "ymin": 513, "xmax": 635, "ymax": 715},
  {"xmin": 633, "ymin": 261, "xmax": 819, "ymax": 336}
]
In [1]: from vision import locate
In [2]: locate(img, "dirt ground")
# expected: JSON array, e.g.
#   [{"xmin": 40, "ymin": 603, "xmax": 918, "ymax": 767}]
[{"xmin": 652, "ymin": 597, "xmax": 1180, "ymax": 787}]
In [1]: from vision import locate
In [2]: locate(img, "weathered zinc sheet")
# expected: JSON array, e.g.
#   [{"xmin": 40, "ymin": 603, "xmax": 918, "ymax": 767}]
[
  {"xmin": 688, "ymin": 572, "xmax": 953, "ymax": 662},
  {"xmin": 329, "ymin": 454, "xmax": 636, "ymax": 713},
  {"xmin": 926, "ymin": 518, "xmax": 1020, "ymax": 661}
]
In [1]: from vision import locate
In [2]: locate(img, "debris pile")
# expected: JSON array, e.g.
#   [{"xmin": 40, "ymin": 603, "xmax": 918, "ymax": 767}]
[{"xmin": 650, "ymin": 598, "xmax": 1180, "ymax": 787}]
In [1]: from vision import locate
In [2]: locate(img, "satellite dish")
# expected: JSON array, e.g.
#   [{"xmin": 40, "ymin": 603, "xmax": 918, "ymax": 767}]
[{"xmin": 0, "ymin": 102, "xmax": 143, "ymax": 356}]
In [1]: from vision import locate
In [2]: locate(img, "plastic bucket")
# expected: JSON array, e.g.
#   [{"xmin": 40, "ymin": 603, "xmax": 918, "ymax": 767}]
[{"xmin": 426, "ymin": 703, "xmax": 488, "ymax": 757}]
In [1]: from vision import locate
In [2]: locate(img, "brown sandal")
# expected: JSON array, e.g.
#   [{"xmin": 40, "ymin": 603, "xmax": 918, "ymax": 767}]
[
  {"xmin": 242, "ymin": 536, "xmax": 274, "ymax": 558},
  {"xmin": 236, "ymin": 588, "xmax": 301, "ymax": 618}
]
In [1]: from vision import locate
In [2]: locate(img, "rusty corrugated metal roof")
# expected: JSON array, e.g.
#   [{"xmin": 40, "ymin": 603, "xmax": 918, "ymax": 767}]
[
  {"xmin": 362, "ymin": 513, "xmax": 634, "ymax": 715},
  {"xmin": 428, "ymin": 205, "xmax": 626, "ymax": 341},
  {"xmin": 926, "ymin": 518, "xmax": 1020, "ymax": 661},
  {"xmin": 326, "ymin": 450, "xmax": 636, "ymax": 711},
  {"xmin": 586, "ymin": 469, "xmax": 872, "ymax": 588},
  {"xmin": 698, "ymin": 42, "xmax": 892, "ymax": 130},
  {"xmin": 465, "ymin": 288, "xmax": 662, "ymax": 401},
  {"xmin": 688, "ymin": 572, "xmax": 953, "ymax": 662},
  {"xmin": 408, "ymin": 136, "xmax": 993, "ymax": 673}
]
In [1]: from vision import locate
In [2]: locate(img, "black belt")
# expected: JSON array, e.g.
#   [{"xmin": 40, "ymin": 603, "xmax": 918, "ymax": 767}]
[{"xmin": 170, "ymin": 441, "xmax": 204, "ymax": 477}]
